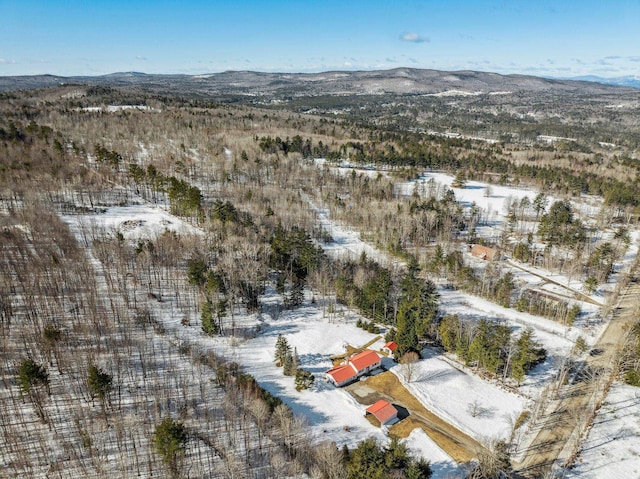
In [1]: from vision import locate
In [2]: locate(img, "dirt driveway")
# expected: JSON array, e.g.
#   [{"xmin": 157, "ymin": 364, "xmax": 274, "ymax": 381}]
[{"xmin": 346, "ymin": 370, "xmax": 483, "ymax": 463}]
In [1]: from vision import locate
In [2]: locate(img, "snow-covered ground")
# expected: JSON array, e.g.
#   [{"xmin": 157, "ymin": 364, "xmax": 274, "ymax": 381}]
[
  {"xmin": 437, "ymin": 288, "xmax": 579, "ymax": 396},
  {"xmin": 77, "ymin": 204, "xmax": 202, "ymax": 241},
  {"xmin": 405, "ymin": 429, "xmax": 464, "ymax": 478},
  {"xmin": 80, "ymin": 105, "xmax": 161, "ymax": 113},
  {"xmin": 313, "ymin": 203, "xmax": 399, "ymax": 267},
  {"xmin": 63, "ymin": 172, "xmax": 640, "ymax": 476},
  {"xmin": 311, "ymin": 195, "xmax": 585, "ymax": 396},
  {"xmin": 64, "ymin": 203, "xmax": 460, "ymax": 471},
  {"xmin": 565, "ymin": 382, "xmax": 640, "ymax": 478},
  {"xmin": 392, "ymin": 349, "xmax": 526, "ymax": 442}
]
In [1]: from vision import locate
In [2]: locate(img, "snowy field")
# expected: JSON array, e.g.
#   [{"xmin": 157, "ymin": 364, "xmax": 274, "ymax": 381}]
[
  {"xmin": 391, "ymin": 349, "xmax": 526, "ymax": 442},
  {"xmin": 75, "ymin": 204, "xmax": 202, "ymax": 241},
  {"xmin": 436, "ymin": 288, "xmax": 578, "ymax": 395},
  {"xmin": 565, "ymin": 383, "xmax": 640, "ymax": 479},
  {"xmin": 229, "ymin": 295, "xmax": 388, "ymax": 448},
  {"xmin": 311, "ymin": 195, "xmax": 586, "ymax": 398},
  {"xmin": 80, "ymin": 105, "xmax": 161, "ymax": 113},
  {"xmin": 396, "ymin": 171, "xmax": 604, "ymax": 227}
]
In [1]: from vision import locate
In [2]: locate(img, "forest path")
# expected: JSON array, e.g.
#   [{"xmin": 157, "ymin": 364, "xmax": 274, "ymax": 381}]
[
  {"xmin": 513, "ymin": 272, "xmax": 640, "ymax": 478},
  {"xmin": 506, "ymin": 260, "xmax": 603, "ymax": 306}
]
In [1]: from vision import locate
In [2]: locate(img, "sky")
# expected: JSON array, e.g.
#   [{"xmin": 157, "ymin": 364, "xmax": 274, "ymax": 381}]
[{"xmin": 1, "ymin": 0, "xmax": 639, "ymax": 78}]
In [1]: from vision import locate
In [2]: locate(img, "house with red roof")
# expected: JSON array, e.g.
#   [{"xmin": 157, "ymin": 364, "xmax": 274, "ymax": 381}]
[
  {"xmin": 349, "ymin": 350, "xmax": 382, "ymax": 374},
  {"xmin": 325, "ymin": 349, "xmax": 382, "ymax": 387},
  {"xmin": 382, "ymin": 341, "xmax": 398, "ymax": 355},
  {"xmin": 365, "ymin": 399, "xmax": 398, "ymax": 426},
  {"xmin": 325, "ymin": 363, "xmax": 358, "ymax": 387}
]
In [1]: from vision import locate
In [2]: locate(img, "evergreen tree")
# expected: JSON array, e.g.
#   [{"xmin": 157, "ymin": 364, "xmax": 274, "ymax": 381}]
[
  {"xmin": 87, "ymin": 365, "xmax": 113, "ymax": 423},
  {"xmin": 283, "ymin": 351, "xmax": 295, "ymax": 376},
  {"xmin": 87, "ymin": 365, "xmax": 113, "ymax": 403},
  {"xmin": 467, "ymin": 320, "xmax": 510, "ymax": 374},
  {"xmin": 201, "ymin": 299, "xmax": 219, "ymax": 335},
  {"xmin": 438, "ymin": 314, "xmax": 463, "ymax": 353},
  {"xmin": 538, "ymin": 200, "xmax": 586, "ymax": 247},
  {"xmin": 345, "ymin": 436, "xmax": 431, "ymax": 479},
  {"xmin": 395, "ymin": 267, "xmax": 438, "ymax": 355},
  {"xmin": 17, "ymin": 359, "xmax": 50, "ymax": 422},
  {"xmin": 294, "ymin": 368, "xmax": 315, "ymax": 391},
  {"xmin": 292, "ymin": 347, "xmax": 300, "ymax": 370},
  {"xmin": 18, "ymin": 358, "xmax": 49, "ymax": 396},
  {"xmin": 533, "ymin": 192, "xmax": 548, "ymax": 219},
  {"xmin": 510, "ymin": 328, "xmax": 546, "ymax": 382},
  {"xmin": 274, "ymin": 334, "xmax": 291, "ymax": 366},
  {"xmin": 153, "ymin": 417, "xmax": 188, "ymax": 478},
  {"xmin": 405, "ymin": 458, "xmax": 433, "ymax": 479},
  {"xmin": 494, "ymin": 272, "xmax": 515, "ymax": 308},
  {"xmin": 512, "ymin": 242, "xmax": 532, "ymax": 263},
  {"xmin": 346, "ymin": 437, "xmax": 387, "ymax": 479},
  {"xmin": 187, "ymin": 259, "xmax": 208, "ymax": 287},
  {"xmin": 451, "ymin": 171, "xmax": 467, "ymax": 188}
]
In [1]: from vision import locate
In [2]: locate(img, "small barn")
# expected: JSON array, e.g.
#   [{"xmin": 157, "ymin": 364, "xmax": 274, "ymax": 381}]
[
  {"xmin": 366, "ymin": 400, "xmax": 399, "ymax": 426},
  {"xmin": 382, "ymin": 341, "xmax": 398, "ymax": 356},
  {"xmin": 470, "ymin": 244, "xmax": 499, "ymax": 261}
]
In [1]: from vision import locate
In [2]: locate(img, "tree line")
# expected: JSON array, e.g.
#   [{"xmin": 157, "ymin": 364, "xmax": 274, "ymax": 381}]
[{"xmin": 438, "ymin": 316, "xmax": 547, "ymax": 382}]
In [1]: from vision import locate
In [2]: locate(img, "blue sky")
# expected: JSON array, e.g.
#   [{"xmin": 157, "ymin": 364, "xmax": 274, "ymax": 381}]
[{"xmin": 1, "ymin": 0, "xmax": 639, "ymax": 77}]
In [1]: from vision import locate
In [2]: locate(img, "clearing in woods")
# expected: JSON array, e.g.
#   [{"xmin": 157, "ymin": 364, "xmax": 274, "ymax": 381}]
[{"xmin": 347, "ymin": 370, "xmax": 483, "ymax": 463}]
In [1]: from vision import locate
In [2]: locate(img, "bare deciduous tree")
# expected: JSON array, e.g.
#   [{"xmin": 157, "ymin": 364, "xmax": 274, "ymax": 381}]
[{"xmin": 399, "ymin": 351, "xmax": 420, "ymax": 383}]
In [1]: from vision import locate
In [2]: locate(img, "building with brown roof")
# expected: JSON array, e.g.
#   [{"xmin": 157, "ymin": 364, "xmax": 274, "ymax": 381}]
[{"xmin": 470, "ymin": 244, "xmax": 499, "ymax": 261}]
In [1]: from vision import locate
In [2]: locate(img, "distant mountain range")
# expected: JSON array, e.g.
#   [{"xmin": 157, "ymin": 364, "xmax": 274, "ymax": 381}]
[
  {"xmin": 564, "ymin": 75, "xmax": 640, "ymax": 89},
  {"xmin": 1, "ymin": 68, "xmax": 638, "ymax": 98}
]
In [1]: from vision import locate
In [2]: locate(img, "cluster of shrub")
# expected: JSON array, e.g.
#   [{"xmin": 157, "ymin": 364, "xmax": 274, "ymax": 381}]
[{"xmin": 274, "ymin": 334, "xmax": 314, "ymax": 391}]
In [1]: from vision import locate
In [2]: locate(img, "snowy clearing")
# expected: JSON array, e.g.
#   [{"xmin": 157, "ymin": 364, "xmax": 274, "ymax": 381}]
[{"xmin": 392, "ymin": 349, "xmax": 526, "ymax": 443}]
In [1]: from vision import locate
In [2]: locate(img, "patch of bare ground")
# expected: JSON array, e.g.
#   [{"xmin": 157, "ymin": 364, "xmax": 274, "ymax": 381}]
[
  {"xmin": 330, "ymin": 335, "xmax": 382, "ymax": 364},
  {"xmin": 364, "ymin": 413, "xmax": 381, "ymax": 428},
  {"xmin": 348, "ymin": 370, "xmax": 482, "ymax": 463}
]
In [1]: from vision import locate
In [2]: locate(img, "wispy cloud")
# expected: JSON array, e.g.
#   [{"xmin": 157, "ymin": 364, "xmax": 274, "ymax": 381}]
[
  {"xmin": 135, "ymin": 55, "xmax": 147, "ymax": 61},
  {"xmin": 400, "ymin": 32, "xmax": 429, "ymax": 43}
]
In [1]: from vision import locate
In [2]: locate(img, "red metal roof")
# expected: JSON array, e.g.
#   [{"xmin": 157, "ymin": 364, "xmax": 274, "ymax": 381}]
[
  {"xmin": 326, "ymin": 364, "xmax": 357, "ymax": 384},
  {"xmin": 366, "ymin": 399, "xmax": 398, "ymax": 424},
  {"xmin": 383, "ymin": 341, "xmax": 398, "ymax": 352},
  {"xmin": 349, "ymin": 350, "xmax": 381, "ymax": 372}
]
